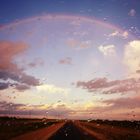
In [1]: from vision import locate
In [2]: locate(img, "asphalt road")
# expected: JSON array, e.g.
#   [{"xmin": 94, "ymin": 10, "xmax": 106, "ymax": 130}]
[
  {"xmin": 11, "ymin": 122, "xmax": 65, "ymax": 140},
  {"xmin": 48, "ymin": 121, "xmax": 95, "ymax": 140},
  {"xmin": 11, "ymin": 121, "xmax": 140, "ymax": 140}
]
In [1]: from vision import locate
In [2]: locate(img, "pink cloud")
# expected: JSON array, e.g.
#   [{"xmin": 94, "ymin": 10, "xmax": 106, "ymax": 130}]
[
  {"xmin": 0, "ymin": 41, "xmax": 40, "ymax": 91},
  {"xmin": 77, "ymin": 77, "xmax": 140, "ymax": 94},
  {"xmin": 103, "ymin": 96, "xmax": 140, "ymax": 109},
  {"xmin": 0, "ymin": 41, "xmax": 28, "ymax": 70}
]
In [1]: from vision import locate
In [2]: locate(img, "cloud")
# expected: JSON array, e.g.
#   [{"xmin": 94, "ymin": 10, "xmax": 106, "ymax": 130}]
[
  {"xmin": 109, "ymin": 30, "xmax": 119, "ymax": 37},
  {"xmin": 59, "ymin": 57, "xmax": 72, "ymax": 65},
  {"xmin": 0, "ymin": 101, "xmax": 25, "ymax": 111},
  {"xmin": 76, "ymin": 77, "xmax": 140, "ymax": 94},
  {"xmin": 14, "ymin": 84, "xmax": 30, "ymax": 91},
  {"xmin": 19, "ymin": 73, "xmax": 40, "ymax": 86},
  {"xmin": 136, "ymin": 70, "xmax": 140, "ymax": 73},
  {"xmin": 0, "ymin": 101, "xmax": 73, "ymax": 118},
  {"xmin": 28, "ymin": 58, "xmax": 44, "ymax": 68},
  {"xmin": 0, "ymin": 82, "xmax": 10, "ymax": 90},
  {"xmin": 0, "ymin": 41, "xmax": 40, "ymax": 91},
  {"xmin": 122, "ymin": 31, "xmax": 129, "ymax": 39},
  {"xmin": 104, "ymin": 80, "xmax": 140, "ymax": 94},
  {"xmin": 128, "ymin": 9, "xmax": 136, "ymax": 17},
  {"xmin": 0, "ymin": 99, "xmax": 139, "ymax": 120},
  {"xmin": 124, "ymin": 40, "xmax": 140, "ymax": 75},
  {"xmin": 108, "ymin": 31, "xmax": 128, "ymax": 39},
  {"xmin": 82, "ymin": 97, "xmax": 140, "ymax": 120},
  {"xmin": 0, "ymin": 41, "xmax": 27, "ymax": 70},
  {"xmin": 103, "ymin": 96, "xmax": 140, "ymax": 110},
  {"xmin": 46, "ymin": 104, "xmax": 73, "ymax": 118},
  {"xmin": 0, "ymin": 70, "xmax": 40, "ymax": 87},
  {"xmin": 98, "ymin": 44, "xmax": 116, "ymax": 56},
  {"xmin": 36, "ymin": 84, "xmax": 69, "ymax": 94}
]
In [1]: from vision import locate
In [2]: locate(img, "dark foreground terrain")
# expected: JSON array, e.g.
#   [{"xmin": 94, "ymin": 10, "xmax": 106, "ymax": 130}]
[
  {"xmin": 0, "ymin": 117, "xmax": 59, "ymax": 140},
  {"xmin": 0, "ymin": 117, "xmax": 140, "ymax": 140}
]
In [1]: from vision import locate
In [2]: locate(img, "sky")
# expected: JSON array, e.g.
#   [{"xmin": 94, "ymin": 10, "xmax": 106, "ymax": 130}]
[{"xmin": 0, "ymin": 0, "xmax": 140, "ymax": 120}]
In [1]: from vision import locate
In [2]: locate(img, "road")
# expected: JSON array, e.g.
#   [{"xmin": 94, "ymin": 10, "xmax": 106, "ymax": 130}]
[
  {"xmin": 48, "ymin": 121, "xmax": 95, "ymax": 140},
  {"xmin": 11, "ymin": 121, "xmax": 140, "ymax": 140},
  {"xmin": 79, "ymin": 121, "xmax": 140, "ymax": 140},
  {"xmin": 11, "ymin": 122, "xmax": 65, "ymax": 140}
]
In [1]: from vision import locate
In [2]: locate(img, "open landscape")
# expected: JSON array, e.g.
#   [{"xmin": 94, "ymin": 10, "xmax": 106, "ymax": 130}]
[
  {"xmin": 0, "ymin": 117, "xmax": 61, "ymax": 140},
  {"xmin": 0, "ymin": 117, "xmax": 140, "ymax": 140}
]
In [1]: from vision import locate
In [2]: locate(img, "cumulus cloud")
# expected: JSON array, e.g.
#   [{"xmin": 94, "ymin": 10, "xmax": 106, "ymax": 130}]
[
  {"xmin": 36, "ymin": 84, "xmax": 69, "ymax": 94},
  {"xmin": 124, "ymin": 40, "xmax": 140, "ymax": 75},
  {"xmin": 122, "ymin": 31, "xmax": 129, "ymax": 39},
  {"xmin": 0, "ymin": 41, "xmax": 40, "ymax": 91},
  {"xmin": 128, "ymin": 9, "xmax": 136, "ymax": 17},
  {"xmin": 77, "ymin": 77, "xmax": 140, "ymax": 94},
  {"xmin": 98, "ymin": 44, "xmax": 116, "ymax": 56},
  {"xmin": 108, "ymin": 30, "xmax": 128, "ymax": 39}
]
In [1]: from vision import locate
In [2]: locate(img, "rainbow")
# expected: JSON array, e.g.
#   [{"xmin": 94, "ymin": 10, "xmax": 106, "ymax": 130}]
[{"xmin": 0, "ymin": 14, "xmax": 124, "ymax": 31}]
